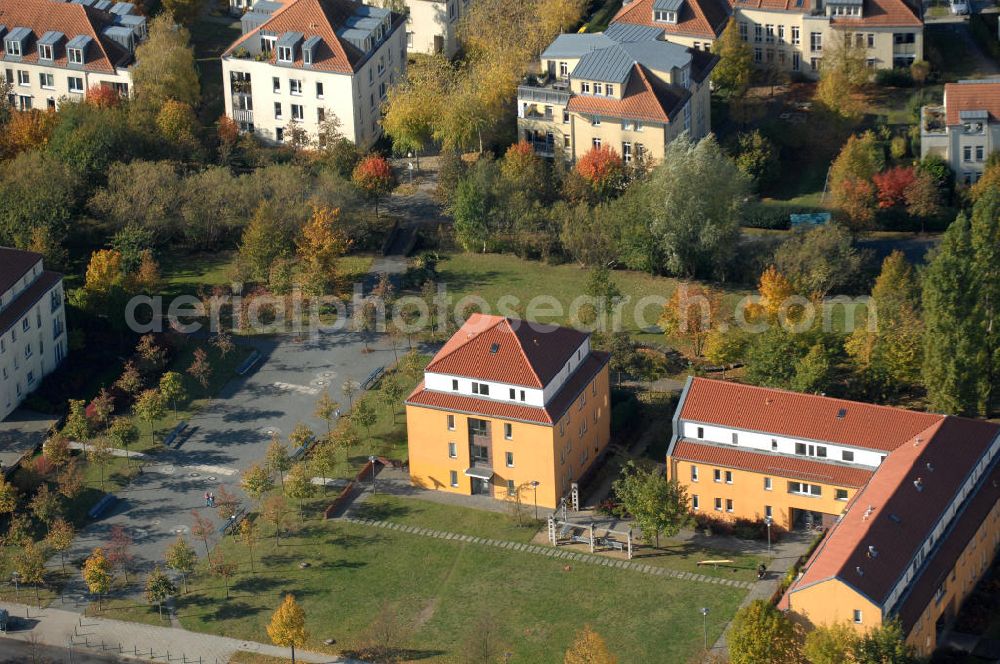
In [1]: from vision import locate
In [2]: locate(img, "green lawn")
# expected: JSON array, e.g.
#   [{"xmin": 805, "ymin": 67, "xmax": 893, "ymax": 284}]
[
  {"xmin": 159, "ymin": 251, "xmax": 238, "ymax": 299},
  {"xmin": 352, "ymin": 494, "xmax": 543, "ymax": 543},
  {"xmin": 172, "ymin": 519, "xmax": 745, "ymax": 662}
]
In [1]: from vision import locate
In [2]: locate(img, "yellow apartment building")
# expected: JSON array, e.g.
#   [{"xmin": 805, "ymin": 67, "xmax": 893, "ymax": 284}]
[
  {"xmin": 672, "ymin": 377, "xmax": 1000, "ymax": 655},
  {"xmin": 517, "ymin": 23, "xmax": 716, "ymax": 163},
  {"xmin": 405, "ymin": 314, "xmax": 611, "ymax": 509},
  {"xmin": 612, "ymin": 0, "xmax": 923, "ymax": 77}
]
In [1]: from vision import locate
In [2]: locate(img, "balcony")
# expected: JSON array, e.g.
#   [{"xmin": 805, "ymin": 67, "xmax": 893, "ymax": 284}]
[
  {"xmin": 921, "ymin": 105, "xmax": 946, "ymax": 135},
  {"xmin": 517, "ymin": 73, "xmax": 572, "ymax": 106},
  {"xmin": 527, "ymin": 139, "xmax": 556, "ymax": 156},
  {"xmin": 233, "ymin": 108, "xmax": 254, "ymax": 125}
]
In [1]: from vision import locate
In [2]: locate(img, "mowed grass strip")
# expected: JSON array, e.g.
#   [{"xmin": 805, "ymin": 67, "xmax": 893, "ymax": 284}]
[{"xmin": 176, "ymin": 520, "xmax": 745, "ymax": 662}]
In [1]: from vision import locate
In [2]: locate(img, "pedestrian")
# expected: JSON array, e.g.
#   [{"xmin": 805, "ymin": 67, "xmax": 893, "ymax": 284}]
[
  {"xmin": 209, "ymin": 492, "xmax": 215, "ymax": 507},
  {"xmin": 204, "ymin": 491, "xmax": 210, "ymax": 507}
]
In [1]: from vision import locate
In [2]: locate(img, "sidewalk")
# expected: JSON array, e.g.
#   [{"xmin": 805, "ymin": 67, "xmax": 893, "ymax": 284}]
[{"xmin": 0, "ymin": 601, "xmax": 351, "ymax": 664}]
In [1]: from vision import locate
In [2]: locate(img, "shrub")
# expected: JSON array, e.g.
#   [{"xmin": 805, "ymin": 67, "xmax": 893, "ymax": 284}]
[
  {"xmin": 741, "ymin": 205, "xmax": 790, "ymax": 230},
  {"xmin": 874, "ymin": 67, "xmax": 913, "ymax": 87}
]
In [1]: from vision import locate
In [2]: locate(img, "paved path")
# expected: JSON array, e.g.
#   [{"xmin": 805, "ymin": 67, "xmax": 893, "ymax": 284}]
[
  {"xmin": 0, "ymin": 601, "xmax": 349, "ymax": 664},
  {"xmin": 337, "ymin": 515, "xmax": 754, "ymax": 590}
]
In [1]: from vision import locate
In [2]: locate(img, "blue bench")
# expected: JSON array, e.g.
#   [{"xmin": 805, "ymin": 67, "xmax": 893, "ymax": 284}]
[
  {"xmin": 219, "ymin": 506, "xmax": 247, "ymax": 535},
  {"xmin": 236, "ymin": 350, "xmax": 261, "ymax": 376},
  {"xmin": 361, "ymin": 366, "xmax": 385, "ymax": 390},
  {"xmin": 164, "ymin": 421, "xmax": 188, "ymax": 449},
  {"xmin": 289, "ymin": 436, "xmax": 316, "ymax": 462},
  {"xmin": 87, "ymin": 494, "xmax": 118, "ymax": 520}
]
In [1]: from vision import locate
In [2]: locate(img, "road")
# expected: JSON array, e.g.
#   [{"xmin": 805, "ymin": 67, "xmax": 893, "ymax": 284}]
[{"xmin": 0, "ymin": 637, "xmax": 123, "ymax": 663}]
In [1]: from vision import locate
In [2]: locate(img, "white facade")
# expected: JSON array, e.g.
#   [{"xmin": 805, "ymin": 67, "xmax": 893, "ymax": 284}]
[
  {"xmin": 424, "ymin": 337, "xmax": 590, "ymax": 408},
  {"xmin": 221, "ymin": 2, "xmax": 407, "ymax": 148},
  {"xmin": 3, "ymin": 61, "xmax": 132, "ymax": 110},
  {"xmin": 921, "ymin": 84, "xmax": 1000, "ymax": 185},
  {"xmin": 401, "ymin": 0, "xmax": 468, "ymax": 57},
  {"xmin": 0, "ymin": 254, "xmax": 68, "ymax": 421}
]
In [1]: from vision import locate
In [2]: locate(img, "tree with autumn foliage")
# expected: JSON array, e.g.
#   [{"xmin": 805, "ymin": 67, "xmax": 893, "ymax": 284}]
[
  {"xmin": 268, "ymin": 594, "xmax": 309, "ymax": 664},
  {"xmin": 84, "ymin": 249, "xmax": 124, "ymax": 293},
  {"xmin": 873, "ymin": 166, "xmax": 916, "ymax": 209},
  {"xmin": 576, "ymin": 145, "xmax": 625, "ymax": 199},
  {"xmin": 131, "ymin": 15, "xmax": 200, "ymax": 112},
  {"xmin": 564, "ymin": 625, "xmax": 618, "ymax": 664},
  {"xmin": 86, "ymin": 84, "xmax": 121, "ymax": 109},
  {"xmin": 0, "ymin": 110, "xmax": 57, "ymax": 159},
  {"xmin": 82, "ymin": 547, "xmax": 113, "ymax": 610},
  {"xmin": 156, "ymin": 99, "xmax": 200, "ymax": 152},
  {"xmin": 217, "ymin": 115, "xmax": 239, "ymax": 164},
  {"xmin": 752, "ymin": 265, "xmax": 795, "ymax": 322},
  {"xmin": 296, "ymin": 205, "xmax": 352, "ymax": 295},
  {"xmin": 500, "ymin": 141, "xmax": 547, "ymax": 190},
  {"xmin": 658, "ymin": 283, "xmax": 723, "ymax": 357},
  {"xmin": 352, "ymin": 154, "xmax": 395, "ymax": 217}
]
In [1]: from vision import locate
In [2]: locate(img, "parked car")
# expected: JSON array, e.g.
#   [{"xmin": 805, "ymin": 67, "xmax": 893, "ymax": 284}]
[{"xmin": 950, "ymin": 0, "xmax": 969, "ymax": 15}]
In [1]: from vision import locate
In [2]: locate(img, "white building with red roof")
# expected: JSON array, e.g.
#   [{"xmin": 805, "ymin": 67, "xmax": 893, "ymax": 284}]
[
  {"xmin": 221, "ymin": 0, "xmax": 406, "ymax": 146},
  {"xmin": 670, "ymin": 376, "xmax": 1000, "ymax": 655},
  {"xmin": 611, "ymin": 0, "xmax": 923, "ymax": 77},
  {"xmin": 1, "ymin": 0, "xmax": 146, "ymax": 111},
  {"xmin": 405, "ymin": 314, "xmax": 611, "ymax": 509},
  {"xmin": 921, "ymin": 78, "xmax": 1000, "ymax": 185}
]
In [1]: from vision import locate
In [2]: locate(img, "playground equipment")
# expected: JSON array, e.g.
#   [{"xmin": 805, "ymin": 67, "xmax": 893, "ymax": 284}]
[{"xmin": 547, "ymin": 515, "xmax": 635, "ymax": 559}]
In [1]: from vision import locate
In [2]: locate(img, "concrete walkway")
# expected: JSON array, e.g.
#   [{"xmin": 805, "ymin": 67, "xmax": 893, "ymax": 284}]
[
  {"xmin": 0, "ymin": 601, "xmax": 350, "ymax": 663},
  {"xmin": 337, "ymin": 515, "xmax": 755, "ymax": 590}
]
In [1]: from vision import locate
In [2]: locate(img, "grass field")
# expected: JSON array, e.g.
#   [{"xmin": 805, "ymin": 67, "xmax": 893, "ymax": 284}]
[{"xmin": 172, "ymin": 518, "xmax": 746, "ymax": 663}]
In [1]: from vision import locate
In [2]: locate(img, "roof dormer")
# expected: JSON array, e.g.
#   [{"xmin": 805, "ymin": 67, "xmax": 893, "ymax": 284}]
[
  {"xmin": 302, "ymin": 35, "xmax": 322, "ymax": 67},
  {"xmin": 276, "ymin": 31, "xmax": 304, "ymax": 64},
  {"xmin": 4, "ymin": 27, "xmax": 31, "ymax": 59},
  {"xmin": 653, "ymin": 0, "xmax": 683, "ymax": 24},
  {"xmin": 827, "ymin": 0, "xmax": 863, "ymax": 17},
  {"xmin": 66, "ymin": 35, "xmax": 92, "ymax": 67},
  {"xmin": 37, "ymin": 31, "xmax": 63, "ymax": 62}
]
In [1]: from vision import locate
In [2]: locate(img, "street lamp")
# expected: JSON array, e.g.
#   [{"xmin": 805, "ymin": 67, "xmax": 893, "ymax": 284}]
[
  {"xmin": 368, "ymin": 455, "xmax": 377, "ymax": 494},
  {"xmin": 700, "ymin": 607, "xmax": 709, "ymax": 651},
  {"xmin": 765, "ymin": 515, "xmax": 773, "ymax": 554},
  {"xmin": 530, "ymin": 481, "xmax": 540, "ymax": 520},
  {"xmin": 11, "ymin": 571, "xmax": 19, "ymax": 600}
]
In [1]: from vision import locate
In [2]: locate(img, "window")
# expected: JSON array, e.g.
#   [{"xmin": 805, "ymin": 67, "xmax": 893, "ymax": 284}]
[
  {"xmin": 38, "ymin": 44, "xmax": 53, "ymax": 61},
  {"xmin": 810, "ymin": 32, "xmax": 822, "ymax": 52},
  {"xmin": 504, "ymin": 423, "xmax": 512, "ymax": 440},
  {"xmin": 739, "ymin": 22, "xmax": 748, "ymax": 41},
  {"xmin": 447, "ymin": 414, "xmax": 455, "ymax": 430},
  {"xmin": 507, "ymin": 479, "xmax": 516, "ymax": 496},
  {"xmin": 316, "ymin": 82, "xmax": 324, "ymax": 98},
  {"xmin": 452, "ymin": 379, "xmax": 459, "ymax": 391},
  {"xmin": 754, "ymin": 25, "xmax": 763, "ymax": 42},
  {"xmin": 697, "ymin": 426, "xmax": 704, "ymax": 439},
  {"xmin": 17, "ymin": 70, "xmax": 29, "ymax": 86},
  {"xmin": 816, "ymin": 446, "xmax": 827, "ymax": 458},
  {"xmin": 771, "ymin": 439, "xmax": 778, "ymax": 451},
  {"xmin": 810, "ymin": 57, "xmax": 821, "ymax": 72},
  {"xmin": 788, "ymin": 481, "xmax": 822, "ymax": 497},
  {"xmin": 842, "ymin": 450, "xmax": 855, "ymax": 462},
  {"xmin": 592, "ymin": 137, "xmax": 601, "ymax": 149},
  {"xmin": 277, "ymin": 45, "xmax": 293, "ymax": 62},
  {"xmin": 274, "ymin": 102, "xmax": 283, "ymax": 119},
  {"xmin": 853, "ymin": 610, "xmax": 863, "ymax": 624},
  {"xmin": 714, "ymin": 497, "xmax": 722, "ymax": 511},
  {"xmin": 725, "ymin": 471, "xmax": 733, "ymax": 484},
  {"xmin": 654, "ymin": 9, "xmax": 677, "ymax": 22},
  {"xmin": 691, "ymin": 465, "xmax": 699, "ymax": 482},
  {"xmin": 764, "ymin": 477, "xmax": 772, "ymax": 491},
  {"xmin": 472, "ymin": 382, "xmax": 490, "ymax": 396},
  {"xmin": 976, "ymin": 146, "xmax": 985, "ymax": 161},
  {"xmin": 291, "ymin": 104, "xmax": 303, "ymax": 121},
  {"xmin": 731, "ymin": 432, "xmax": 738, "ymax": 445},
  {"xmin": 68, "ymin": 77, "xmax": 84, "ymax": 94},
  {"xmin": 692, "ymin": 495, "xmax": 700, "ymax": 510},
  {"xmin": 778, "ymin": 25, "xmax": 785, "ymax": 42},
  {"xmin": 714, "ymin": 469, "xmax": 722, "ymax": 483},
  {"xmin": 836, "ymin": 488, "xmax": 849, "ymax": 501},
  {"xmin": 754, "ymin": 48, "xmax": 762, "ymax": 63},
  {"xmin": 765, "ymin": 24, "xmax": 774, "ymax": 42},
  {"xmin": 606, "ymin": 84, "xmax": 614, "ymax": 96},
  {"xmin": 559, "ymin": 61, "xmax": 568, "ymax": 78},
  {"xmin": 562, "ymin": 110, "xmax": 570, "ymax": 124},
  {"xmin": 290, "ymin": 79, "xmax": 302, "ymax": 95},
  {"xmin": 594, "ymin": 83, "xmax": 603, "ymax": 95},
  {"xmin": 21, "ymin": 319, "xmax": 28, "ymax": 332},
  {"xmin": 894, "ymin": 32, "xmax": 916, "ymax": 44},
  {"xmin": 273, "ymin": 77, "xmax": 281, "ymax": 93},
  {"xmin": 506, "ymin": 451, "xmax": 514, "ymax": 467},
  {"xmin": 520, "ymin": 390, "xmax": 526, "ymax": 401},
  {"xmin": 580, "ymin": 82, "xmax": 590, "ymax": 94},
  {"xmin": 275, "ymin": 127, "xmax": 284, "ymax": 142},
  {"xmin": 726, "ymin": 499, "xmax": 734, "ymax": 513},
  {"xmin": 964, "ymin": 146, "xmax": 972, "ymax": 162},
  {"xmin": 591, "ymin": 116, "xmax": 601, "ymax": 126},
  {"xmin": 448, "ymin": 442, "xmax": 457, "ymax": 458},
  {"xmin": 765, "ymin": 505, "xmax": 773, "ymax": 519},
  {"xmin": 450, "ymin": 470, "xmax": 458, "ymax": 487},
  {"xmin": 39, "ymin": 73, "xmax": 54, "ymax": 89},
  {"xmin": 7, "ymin": 40, "xmax": 21, "ymax": 57},
  {"xmin": 24, "ymin": 343, "xmax": 31, "ymax": 359}
]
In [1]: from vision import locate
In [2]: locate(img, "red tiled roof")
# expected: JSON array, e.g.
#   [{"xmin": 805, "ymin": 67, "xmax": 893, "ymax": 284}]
[
  {"xmin": 408, "ymin": 352, "xmax": 610, "ymax": 425},
  {"xmin": 672, "ymin": 439, "xmax": 874, "ymax": 487},
  {"xmin": 567, "ymin": 63, "xmax": 690, "ymax": 123},
  {"xmin": 613, "ymin": 0, "xmax": 730, "ymax": 40},
  {"xmin": 424, "ymin": 314, "xmax": 590, "ymax": 389},
  {"xmin": 0, "ymin": 0, "xmax": 132, "ymax": 74},
  {"xmin": 786, "ymin": 417, "xmax": 1000, "ymax": 608},
  {"xmin": 224, "ymin": 0, "xmax": 385, "ymax": 73},
  {"xmin": 944, "ymin": 80, "xmax": 1000, "ymax": 125},
  {"xmin": 679, "ymin": 378, "xmax": 943, "ymax": 452},
  {"xmin": 827, "ymin": 0, "xmax": 922, "ymax": 26}
]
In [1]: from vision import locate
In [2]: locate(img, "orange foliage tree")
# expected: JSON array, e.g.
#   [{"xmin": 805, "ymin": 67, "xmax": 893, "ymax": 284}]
[
  {"xmin": 86, "ymin": 85, "xmax": 121, "ymax": 108},
  {"xmin": 575, "ymin": 145, "xmax": 624, "ymax": 197},
  {"xmin": 872, "ymin": 166, "xmax": 916, "ymax": 209},
  {"xmin": 352, "ymin": 154, "xmax": 395, "ymax": 217},
  {"xmin": 0, "ymin": 110, "xmax": 56, "ymax": 158}
]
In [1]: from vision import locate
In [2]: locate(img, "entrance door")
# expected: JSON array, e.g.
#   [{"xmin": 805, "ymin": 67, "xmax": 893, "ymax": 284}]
[{"xmin": 471, "ymin": 477, "xmax": 491, "ymax": 496}]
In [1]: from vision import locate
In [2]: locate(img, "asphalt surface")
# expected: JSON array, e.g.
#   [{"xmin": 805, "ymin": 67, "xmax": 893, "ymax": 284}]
[{"xmin": 0, "ymin": 637, "xmax": 123, "ymax": 663}]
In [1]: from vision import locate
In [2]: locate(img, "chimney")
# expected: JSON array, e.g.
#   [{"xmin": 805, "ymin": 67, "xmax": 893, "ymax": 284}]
[{"xmin": 914, "ymin": 477, "xmax": 924, "ymax": 492}]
